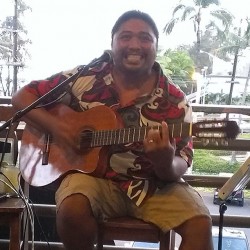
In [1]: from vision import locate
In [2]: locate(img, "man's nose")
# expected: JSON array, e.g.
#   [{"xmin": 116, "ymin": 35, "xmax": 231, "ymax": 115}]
[{"xmin": 128, "ymin": 36, "xmax": 141, "ymax": 48}]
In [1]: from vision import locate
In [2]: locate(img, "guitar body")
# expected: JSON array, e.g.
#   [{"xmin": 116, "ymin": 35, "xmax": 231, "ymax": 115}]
[
  {"xmin": 19, "ymin": 103, "xmax": 240, "ymax": 187},
  {"xmin": 20, "ymin": 104, "xmax": 118, "ymax": 186}
]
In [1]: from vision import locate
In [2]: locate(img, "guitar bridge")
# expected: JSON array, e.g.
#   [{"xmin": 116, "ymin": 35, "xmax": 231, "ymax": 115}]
[{"xmin": 42, "ymin": 133, "xmax": 51, "ymax": 165}]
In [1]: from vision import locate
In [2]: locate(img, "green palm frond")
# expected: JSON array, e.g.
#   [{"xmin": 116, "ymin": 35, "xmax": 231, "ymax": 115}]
[
  {"xmin": 163, "ymin": 18, "xmax": 179, "ymax": 34},
  {"xmin": 226, "ymin": 32, "xmax": 244, "ymax": 46},
  {"xmin": 194, "ymin": 0, "xmax": 220, "ymax": 8},
  {"xmin": 214, "ymin": 45, "xmax": 240, "ymax": 54},
  {"xmin": 245, "ymin": 20, "xmax": 250, "ymax": 46},
  {"xmin": 206, "ymin": 21, "xmax": 227, "ymax": 40},
  {"xmin": 172, "ymin": 4, "xmax": 186, "ymax": 15},
  {"xmin": 210, "ymin": 9, "xmax": 234, "ymax": 30},
  {"xmin": 246, "ymin": 23, "xmax": 250, "ymax": 36},
  {"xmin": 182, "ymin": 6, "xmax": 196, "ymax": 21}
]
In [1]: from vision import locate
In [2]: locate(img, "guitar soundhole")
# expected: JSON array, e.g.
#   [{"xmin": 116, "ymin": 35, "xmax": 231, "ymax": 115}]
[{"xmin": 80, "ymin": 130, "xmax": 93, "ymax": 149}]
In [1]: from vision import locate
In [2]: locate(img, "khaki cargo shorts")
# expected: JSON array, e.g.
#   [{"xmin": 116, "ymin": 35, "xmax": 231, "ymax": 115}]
[{"xmin": 55, "ymin": 173, "xmax": 211, "ymax": 232}]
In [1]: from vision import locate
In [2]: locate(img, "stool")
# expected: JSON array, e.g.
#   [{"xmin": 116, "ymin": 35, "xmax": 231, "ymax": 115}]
[
  {"xmin": 0, "ymin": 197, "xmax": 25, "ymax": 250},
  {"xmin": 97, "ymin": 216, "xmax": 175, "ymax": 250}
]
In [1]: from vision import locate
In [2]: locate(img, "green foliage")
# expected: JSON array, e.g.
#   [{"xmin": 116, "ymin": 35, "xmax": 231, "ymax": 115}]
[
  {"xmin": 157, "ymin": 49, "xmax": 196, "ymax": 94},
  {"xmin": 193, "ymin": 149, "xmax": 242, "ymax": 174},
  {"xmin": 205, "ymin": 93, "xmax": 250, "ymax": 105},
  {"xmin": 161, "ymin": 49, "xmax": 195, "ymax": 78},
  {"xmin": 239, "ymin": 133, "xmax": 250, "ymax": 139}
]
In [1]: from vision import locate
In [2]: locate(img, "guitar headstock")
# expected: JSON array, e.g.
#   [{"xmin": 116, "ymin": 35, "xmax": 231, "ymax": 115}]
[{"xmin": 193, "ymin": 120, "xmax": 240, "ymax": 140}]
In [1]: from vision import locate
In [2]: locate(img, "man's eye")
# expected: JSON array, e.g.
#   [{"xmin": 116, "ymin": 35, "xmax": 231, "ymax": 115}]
[
  {"xmin": 120, "ymin": 35, "xmax": 131, "ymax": 40},
  {"xmin": 140, "ymin": 35, "xmax": 152, "ymax": 42}
]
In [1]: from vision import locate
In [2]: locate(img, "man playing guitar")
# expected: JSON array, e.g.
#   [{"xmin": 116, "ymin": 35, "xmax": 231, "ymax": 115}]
[{"xmin": 12, "ymin": 10, "xmax": 214, "ymax": 250}]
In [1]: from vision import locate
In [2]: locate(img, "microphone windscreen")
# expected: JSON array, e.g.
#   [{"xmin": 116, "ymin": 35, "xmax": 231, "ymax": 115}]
[{"xmin": 102, "ymin": 50, "xmax": 113, "ymax": 62}]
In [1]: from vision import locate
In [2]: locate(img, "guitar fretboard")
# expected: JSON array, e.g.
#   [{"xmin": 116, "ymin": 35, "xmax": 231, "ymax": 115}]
[{"xmin": 80, "ymin": 123, "xmax": 192, "ymax": 148}]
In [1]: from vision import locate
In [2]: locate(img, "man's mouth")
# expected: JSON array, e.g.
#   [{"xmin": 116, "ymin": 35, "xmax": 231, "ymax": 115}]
[{"xmin": 126, "ymin": 54, "xmax": 142, "ymax": 64}]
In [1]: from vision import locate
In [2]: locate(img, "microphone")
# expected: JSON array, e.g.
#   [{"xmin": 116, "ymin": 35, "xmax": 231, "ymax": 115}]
[
  {"xmin": 77, "ymin": 50, "xmax": 113, "ymax": 73},
  {"xmin": 89, "ymin": 50, "xmax": 113, "ymax": 66}
]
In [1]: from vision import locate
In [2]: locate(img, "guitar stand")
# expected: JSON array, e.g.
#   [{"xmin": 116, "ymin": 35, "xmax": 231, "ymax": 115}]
[{"xmin": 218, "ymin": 202, "xmax": 227, "ymax": 250}]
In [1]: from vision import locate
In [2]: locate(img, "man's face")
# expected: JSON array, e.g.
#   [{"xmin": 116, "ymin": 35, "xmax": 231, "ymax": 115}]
[{"xmin": 112, "ymin": 18, "xmax": 157, "ymax": 75}]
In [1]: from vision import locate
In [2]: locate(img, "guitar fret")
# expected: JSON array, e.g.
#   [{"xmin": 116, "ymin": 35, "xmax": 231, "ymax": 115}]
[
  {"xmin": 124, "ymin": 129, "xmax": 126, "ymax": 143},
  {"xmin": 110, "ymin": 130, "xmax": 113, "ymax": 145},
  {"xmin": 101, "ymin": 131, "xmax": 104, "ymax": 146},
  {"xmin": 119, "ymin": 129, "xmax": 122, "ymax": 144},
  {"xmin": 107, "ymin": 130, "xmax": 110, "ymax": 145},
  {"xmin": 107, "ymin": 131, "xmax": 112, "ymax": 145},
  {"xmin": 132, "ymin": 128, "xmax": 134, "ymax": 142},
  {"xmin": 120, "ymin": 128, "xmax": 123, "ymax": 144},
  {"xmin": 113, "ymin": 130, "xmax": 116, "ymax": 145},
  {"xmin": 102, "ymin": 130, "xmax": 106, "ymax": 146},
  {"xmin": 100, "ymin": 130, "xmax": 104, "ymax": 146},
  {"xmin": 107, "ymin": 130, "xmax": 111, "ymax": 145},
  {"xmin": 91, "ymin": 133, "xmax": 95, "ymax": 147},
  {"xmin": 98, "ymin": 131, "xmax": 101, "ymax": 146},
  {"xmin": 94, "ymin": 131, "xmax": 97, "ymax": 147},
  {"xmin": 116, "ymin": 130, "xmax": 119, "ymax": 144},
  {"xmin": 112, "ymin": 130, "xmax": 115, "ymax": 144},
  {"xmin": 138, "ymin": 127, "xmax": 140, "ymax": 141},
  {"xmin": 91, "ymin": 131, "xmax": 95, "ymax": 147},
  {"xmin": 116, "ymin": 130, "xmax": 120, "ymax": 144},
  {"xmin": 96, "ymin": 131, "xmax": 100, "ymax": 146},
  {"xmin": 126, "ymin": 128, "xmax": 128, "ymax": 144},
  {"xmin": 98, "ymin": 130, "xmax": 101, "ymax": 146}
]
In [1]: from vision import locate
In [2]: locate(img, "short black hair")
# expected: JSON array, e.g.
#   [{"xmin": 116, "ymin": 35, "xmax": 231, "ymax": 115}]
[{"xmin": 111, "ymin": 10, "xmax": 159, "ymax": 41}]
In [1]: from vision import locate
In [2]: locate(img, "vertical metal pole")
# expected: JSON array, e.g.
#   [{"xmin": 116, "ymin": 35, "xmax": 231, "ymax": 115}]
[
  {"xmin": 227, "ymin": 50, "xmax": 239, "ymax": 106},
  {"xmin": 227, "ymin": 20, "xmax": 242, "ymax": 107},
  {"xmin": 12, "ymin": 0, "xmax": 18, "ymax": 94},
  {"xmin": 218, "ymin": 203, "xmax": 227, "ymax": 250}
]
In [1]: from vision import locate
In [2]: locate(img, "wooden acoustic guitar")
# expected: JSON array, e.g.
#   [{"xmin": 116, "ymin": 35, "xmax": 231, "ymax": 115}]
[{"xmin": 19, "ymin": 104, "xmax": 240, "ymax": 187}]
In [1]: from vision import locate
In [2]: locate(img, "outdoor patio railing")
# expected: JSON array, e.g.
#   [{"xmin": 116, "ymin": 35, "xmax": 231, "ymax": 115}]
[{"xmin": 0, "ymin": 98, "xmax": 250, "ymax": 249}]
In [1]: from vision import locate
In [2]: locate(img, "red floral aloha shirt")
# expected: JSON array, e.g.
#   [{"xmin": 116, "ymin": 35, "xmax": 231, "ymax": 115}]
[{"xmin": 24, "ymin": 61, "xmax": 193, "ymax": 206}]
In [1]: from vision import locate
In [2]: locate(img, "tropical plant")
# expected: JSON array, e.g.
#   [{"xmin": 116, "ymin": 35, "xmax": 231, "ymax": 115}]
[
  {"xmin": 157, "ymin": 49, "xmax": 196, "ymax": 94},
  {"xmin": 215, "ymin": 18, "xmax": 250, "ymax": 57},
  {"xmin": 163, "ymin": 0, "xmax": 234, "ymax": 51},
  {"xmin": 216, "ymin": 18, "xmax": 250, "ymax": 104}
]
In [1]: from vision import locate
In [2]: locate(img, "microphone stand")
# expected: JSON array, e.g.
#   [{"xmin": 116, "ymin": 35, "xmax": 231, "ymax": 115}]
[
  {"xmin": 218, "ymin": 202, "xmax": 227, "ymax": 250},
  {"xmin": 0, "ymin": 50, "xmax": 111, "ymax": 171},
  {"xmin": 0, "ymin": 60, "xmax": 97, "ymax": 133}
]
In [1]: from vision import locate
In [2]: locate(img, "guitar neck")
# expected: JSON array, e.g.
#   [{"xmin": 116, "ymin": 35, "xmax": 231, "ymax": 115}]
[{"xmin": 81, "ymin": 123, "xmax": 192, "ymax": 148}]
